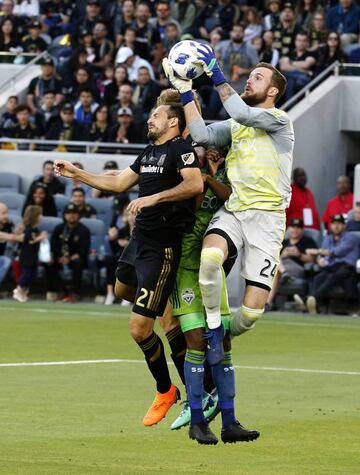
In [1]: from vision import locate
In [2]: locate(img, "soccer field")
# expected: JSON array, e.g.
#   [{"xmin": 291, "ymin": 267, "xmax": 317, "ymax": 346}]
[{"xmin": 0, "ymin": 302, "xmax": 359, "ymax": 475}]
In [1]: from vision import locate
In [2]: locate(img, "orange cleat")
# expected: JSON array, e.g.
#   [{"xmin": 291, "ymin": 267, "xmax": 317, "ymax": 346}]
[{"xmin": 143, "ymin": 384, "xmax": 180, "ymax": 426}]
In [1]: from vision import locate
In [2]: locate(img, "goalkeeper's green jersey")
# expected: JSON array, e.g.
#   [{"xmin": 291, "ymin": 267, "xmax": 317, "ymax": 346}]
[{"xmin": 180, "ymin": 166, "xmax": 228, "ymax": 270}]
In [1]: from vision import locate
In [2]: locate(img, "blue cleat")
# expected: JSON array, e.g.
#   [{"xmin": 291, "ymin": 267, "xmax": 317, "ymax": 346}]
[{"xmin": 204, "ymin": 324, "xmax": 224, "ymax": 366}]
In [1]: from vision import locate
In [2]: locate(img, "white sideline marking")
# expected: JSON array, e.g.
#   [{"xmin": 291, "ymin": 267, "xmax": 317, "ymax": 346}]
[
  {"xmin": 0, "ymin": 358, "xmax": 359, "ymax": 376},
  {"xmin": 1, "ymin": 306, "xmax": 359, "ymax": 329}
]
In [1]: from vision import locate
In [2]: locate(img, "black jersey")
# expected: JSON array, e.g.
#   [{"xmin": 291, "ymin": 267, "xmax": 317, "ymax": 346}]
[
  {"xmin": 19, "ymin": 226, "xmax": 40, "ymax": 267},
  {"xmin": 130, "ymin": 136, "xmax": 199, "ymax": 236}
]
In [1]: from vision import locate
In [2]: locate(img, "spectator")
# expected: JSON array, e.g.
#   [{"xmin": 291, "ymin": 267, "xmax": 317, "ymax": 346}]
[
  {"xmin": 170, "ymin": 0, "xmax": 196, "ymax": 33},
  {"xmin": 39, "ymin": 0, "xmax": 75, "ymax": 38},
  {"xmin": 0, "ymin": 0, "xmax": 24, "ymax": 37},
  {"xmin": 45, "ymin": 203, "xmax": 90, "ymax": 303},
  {"xmin": 322, "ymin": 175, "xmax": 354, "ymax": 228},
  {"xmin": 13, "ymin": 205, "xmax": 47, "ymax": 302},
  {"xmin": 314, "ymin": 31, "xmax": 347, "ymax": 76},
  {"xmin": 9, "ymin": 105, "xmax": 38, "ymax": 150},
  {"xmin": 92, "ymin": 21, "xmax": 114, "ymax": 72},
  {"xmin": 296, "ymin": 0, "xmax": 323, "ymax": 31},
  {"xmin": 21, "ymin": 19, "xmax": 47, "ymax": 53},
  {"xmin": 103, "ymin": 64, "xmax": 131, "ymax": 106},
  {"xmin": 115, "ymin": 46, "xmax": 155, "ymax": 81},
  {"xmin": 46, "ymin": 102, "xmax": 89, "ymax": 151},
  {"xmin": 251, "ymin": 31, "xmax": 280, "ymax": 66},
  {"xmin": 80, "ymin": 0, "xmax": 103, "ymax": 36},
  {"xmin": 109, "ymin": 106, "xmax": 146, "ymax": 144},
  {"xmin": 120, "ymin": 25, "xmax": 138, "ymax": 55},
  {"xmin": 327, "ymin": 0, "xmax": 360, "ymax": 47},
  {"xmin": 286, "ymin": 167, "xmax": 320, "ymax": 229},
  {"xmin": 346, "ymin": 202, "xmax": 360, "ymax": 231},
  {"xmin": 132, "ymin": 66, "xmax": 161, "ymax": 120},
  {"xmin": 70, "ymin": 188, "xmax": 97, "ymax": 218},
  {"xmin": 61, "ymin": 47, "xmax": 95, "ymax": 85},
  {"xmin": 216, "ymin": 23, "xmax": 259, "ymax": 93},
  {"xmin": 198, "ymin": 0, "xmax": 237, "ymax": 40},
  {"xmin": 308, "ymin": 11, "xmax": 328, "ymax": 51},
  {"xmin": 22, "ymin": 183, "xmax": 57, "ymax": 217},
  {"xmin": 13, "ymin": 0, "xmax": 39, "ymax": 18},
  {"xmin": 64, "ymin": 162, "xmax": 93, "ymax": 198},
  {"xmin": 29, "ymin": 160, "xmax": 65, "ymax": 196},
  {"xmin": 109, "ymin": 83, "xmax": 143, "ymax": 124},
  {"xmin": 305, "ymin": 214, "xmax": 359, "ymax": 313},
  {"xmin": 0, "ymin": 18, "xmax": 21, "ymax": 60},
  {"xmin": 79, "ymin": 28, "xmax": 96, "ymax": 64},
  {"xmin": 264, "ymin": 0, "xmax": 281, "ymax": 31},
  {"xmin": 74, "ymin": 87, "xmax": 99, "ymax": 127},
  {"xmin": 149, "ymin": 0, "xmax": 181, "ymax": 41},
  {"xmin": 0, "ymin": 202, "xmax": 14, "ymax": 289},
  {"xmin": 34, "ymin": 90, "xmax": 60, "ymax": 137},
  {"xmin": 0, "ymin": 95, "xmax": 18, "ymax": 133},
  {"xmin": 104, "ymin": 203, "xmax": 134, "ymax": 306},
  {"xmin": 89, "ymin": 104, "xmax": 112, "ymax": 146},
  {"xmin": 27, "ymin": 56, "xmax": 64, "ymax": 114},
  {"xmin": 65, "ymin": 66, "xmax": 99, "ymax": 104},
  {"xmin": 96, "ymin": 64, "xmax": 115, "ymax": 99},
  {"xmin": 131, "ymin": 1, "xmax": 162, "ymax": 62},
  {"xmin": 267, "ymin": 218, "xmax": 317, "ymax": 309},
  {"xmin": 272, "ymin": 3, "xmax": 302, "ymax": 57},
  {"xmin": 244, "ymin": 7, "xmax": 263, "ymax": 44},
  {"xmin": 163, "ymin": 21, "xmax": 181, "ymax": 52},
  {"xmin": 114, "ymin": 0, "xmax": 136, "ymax": 47},
  {"xmin": 280, "ymin": 32, "xmax": 316, "ymax": 101}
]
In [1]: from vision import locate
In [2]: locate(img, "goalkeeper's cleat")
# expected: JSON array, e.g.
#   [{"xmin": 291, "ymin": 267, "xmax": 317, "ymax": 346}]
[
  {"xmin": 189, "ymin": 421, "xmax": 218, "ymax": 445},
  {"xmin": 203, "ymin": 391, "xmax": 220, "ymax": 423},
  {"xmin": 204, "ymin": 324, "xmax": 224, "ymax": 366},
  {"xmin": 171, "ymin": 392, "xmax": 218, "ymax": 430},
  {"xmin": 221, "ymin": 420, "xmax": 260, "ymax": 444},
  {"xmin": 170, "ymin": 400, "xmax": 190, "ymax": 430},
  {"xmin": 143, "ymin": 384, "xmax": 180, "ymax": 426}
]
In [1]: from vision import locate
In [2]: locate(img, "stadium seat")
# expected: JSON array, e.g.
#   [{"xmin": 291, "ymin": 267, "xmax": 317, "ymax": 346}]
[
  {"xmin": 54, "ymin": 195, "xmax": 69, "ymax": 218},
  {"xmin": 8, "ymin": 213, "xmax": 22, "ymax": 227},
  {"xmin": 38, "ymin": 216, "xmax": 62, "ymax": 240},
  {"xmin": 303, "ymin": 228, "xmax": 323, "ymax": 248},
  {"xmin": 80, "ymin": 218, "xmax": 105, "ymax": 253},
  {"xmin": 0, "ymin": 172, "xmax": 21, "ymax": 193},
  {"xmin": 87, "ymin": 198, "xmax": 113, "ymax": 229},
  {"xmin": 0, "ymin": 192, "xmax": 25, "ymax": 215}
]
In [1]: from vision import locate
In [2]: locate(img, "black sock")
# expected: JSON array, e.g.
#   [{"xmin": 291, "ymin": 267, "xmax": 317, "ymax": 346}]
[
  {"xmin": 203, "ymin": 361, "xmax": 216, "ymax": 394},
  {"xmin": 137, "ymin": 332, "xmax": 171, "ymax": 393},
  {"xmin": 166, "ymin": 326, "xmax": 186, "ymax": 386}
]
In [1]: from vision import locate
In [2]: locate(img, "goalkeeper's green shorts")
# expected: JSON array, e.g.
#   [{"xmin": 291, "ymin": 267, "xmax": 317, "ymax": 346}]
[{"xmin": 170, "ymin": 266, "xmax": 230, "ymax": 333}]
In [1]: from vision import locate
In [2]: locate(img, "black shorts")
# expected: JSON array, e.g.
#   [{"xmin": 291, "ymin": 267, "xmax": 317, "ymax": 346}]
[
  {"xmin": 133, "ymin": 232, "xmax": 182, "ymax": 319},
  {"xmin": 116, "ymin": 234, "xmax": 138, "ymax": 289}
]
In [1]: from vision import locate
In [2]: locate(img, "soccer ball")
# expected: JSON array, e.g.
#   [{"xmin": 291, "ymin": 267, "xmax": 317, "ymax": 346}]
[{"xmin": 168, "ymin": 40, "xmax": 204, "ymax": 80}]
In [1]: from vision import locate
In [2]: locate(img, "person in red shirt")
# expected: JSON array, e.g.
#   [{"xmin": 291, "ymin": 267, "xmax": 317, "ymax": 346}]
[
  {"xmin": 286, "ymin": 167, "xmax": 320, "ymax": 230},
  {"xmin": 322, "ymin": 175, "xmax": 354, "ymax": 229}
]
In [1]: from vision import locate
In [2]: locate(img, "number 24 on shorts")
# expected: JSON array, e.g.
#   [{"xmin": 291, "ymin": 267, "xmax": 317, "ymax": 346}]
[{"xmin": 260, "ymin": 259, "xmax": 277, "ymax": 278}]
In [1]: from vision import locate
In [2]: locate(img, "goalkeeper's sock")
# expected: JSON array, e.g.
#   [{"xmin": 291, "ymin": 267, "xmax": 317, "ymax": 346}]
[
  {"xmin": 184, "ymin": 349, "xmax": 206, "ymax": 425},
  {"xmin": 211, "ymin": 351, "xmax": 236, "ymax": 429},
  {"xmin": 166, "ymin": 326, "xmax": 186, "ymax": 386},
  {"xmin": 137, "ymin": 332, "xmax": 171, "ymax": 394}
]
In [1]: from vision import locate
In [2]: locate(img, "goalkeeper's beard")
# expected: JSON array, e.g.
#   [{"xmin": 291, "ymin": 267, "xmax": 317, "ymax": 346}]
[{"xmin": 241, "ymin": 88, "xmax": 270, "ymax": 107}]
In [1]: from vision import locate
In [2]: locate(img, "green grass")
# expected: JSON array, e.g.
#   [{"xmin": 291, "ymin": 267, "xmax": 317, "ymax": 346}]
[{"xmin": 0, "ymin": 301, "xmax": 359, "ymax": 475}]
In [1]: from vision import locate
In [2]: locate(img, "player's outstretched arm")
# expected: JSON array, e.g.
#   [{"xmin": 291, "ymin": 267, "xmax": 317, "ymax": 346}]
[
  {"xmin": 54, "ymin": 160, "xmax": 139, "ymax": 193},
  {"xmin": 195, "ymin": 44, "xmax": 290, "ymax": 133},
  {"xmin": 162, "ymin": 57, "xmax": 231, "ymax": 147}
]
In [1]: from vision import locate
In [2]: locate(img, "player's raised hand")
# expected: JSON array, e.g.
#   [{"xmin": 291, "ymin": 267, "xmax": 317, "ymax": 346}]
[
  {"xmin": 54, "ymin": 160, "xmax": 79, "ymax": 178},
  {"xmin": 194, "ymin": 43, "xmax": 225, "ymax": 87},
  {"xmin": 162, "ymin": 58, "xmax": 192, "ymax": 94}
]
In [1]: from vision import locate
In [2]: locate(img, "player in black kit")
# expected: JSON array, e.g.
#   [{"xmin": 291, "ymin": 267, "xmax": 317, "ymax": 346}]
[{"xmin": 54, "ymin": 104, "xmax": 203, "ymax": 427}]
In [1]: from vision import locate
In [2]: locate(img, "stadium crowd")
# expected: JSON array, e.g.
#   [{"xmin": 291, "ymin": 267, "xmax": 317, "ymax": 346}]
[
  {"xmin": 0, "ymin": 159, "xmax": 359, "ymax": 314},
  {"xmin": 0, "ymin": 0, "xmax": 359, "ymax": 145}
]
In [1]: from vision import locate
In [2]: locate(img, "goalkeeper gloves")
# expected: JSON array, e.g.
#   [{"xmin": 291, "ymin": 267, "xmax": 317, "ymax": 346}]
[
  {"xmin": 162, "ymin": 57, "xmax": 194, "ymax": 105},
  {"xmin": 195, "ymin": 44, "xmax": 226, "ymax": 87}
]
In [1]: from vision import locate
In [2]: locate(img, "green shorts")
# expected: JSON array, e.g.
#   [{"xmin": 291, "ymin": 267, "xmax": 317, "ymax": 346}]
[{"xmin": 170, "ymin": 266, "xmax": 230, "ymax": 333}]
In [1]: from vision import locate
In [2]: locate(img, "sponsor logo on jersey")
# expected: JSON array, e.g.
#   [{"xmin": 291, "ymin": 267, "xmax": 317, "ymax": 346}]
[
  {"xmin": 140, "ymin": 165, "xmax": 164, "ymax": 174},
  {"xmin": 181, "ymin": 152, "xmax": 195, "ymax": 165},
  {"xmin": 181, "ymin": 288, "xmax": 195, "ymax": 305}
]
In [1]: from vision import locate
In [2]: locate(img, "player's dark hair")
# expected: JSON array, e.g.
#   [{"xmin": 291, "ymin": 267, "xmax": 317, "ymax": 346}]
[
  {"xmin": 255, "ymin": 62, "xmax": 287, "ymax": 103},
  {"xmin": 165, "ymin": 104, "xmax": 186, "ymax": 134}
]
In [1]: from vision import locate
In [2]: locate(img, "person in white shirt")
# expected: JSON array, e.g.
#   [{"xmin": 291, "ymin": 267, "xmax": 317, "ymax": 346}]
[{"xmin": 115, "ymin": 46, "xmax": 155, "ymax": 82}]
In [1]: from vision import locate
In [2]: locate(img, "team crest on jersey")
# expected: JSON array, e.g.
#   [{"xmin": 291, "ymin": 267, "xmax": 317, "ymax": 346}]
[
  {"xmin": 181, "ymin": 288, "xmax": 195, "ymax": 305},
  {"xmin": 181, "ymin": 152, "xmax": 195, "ymax": 165}
]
